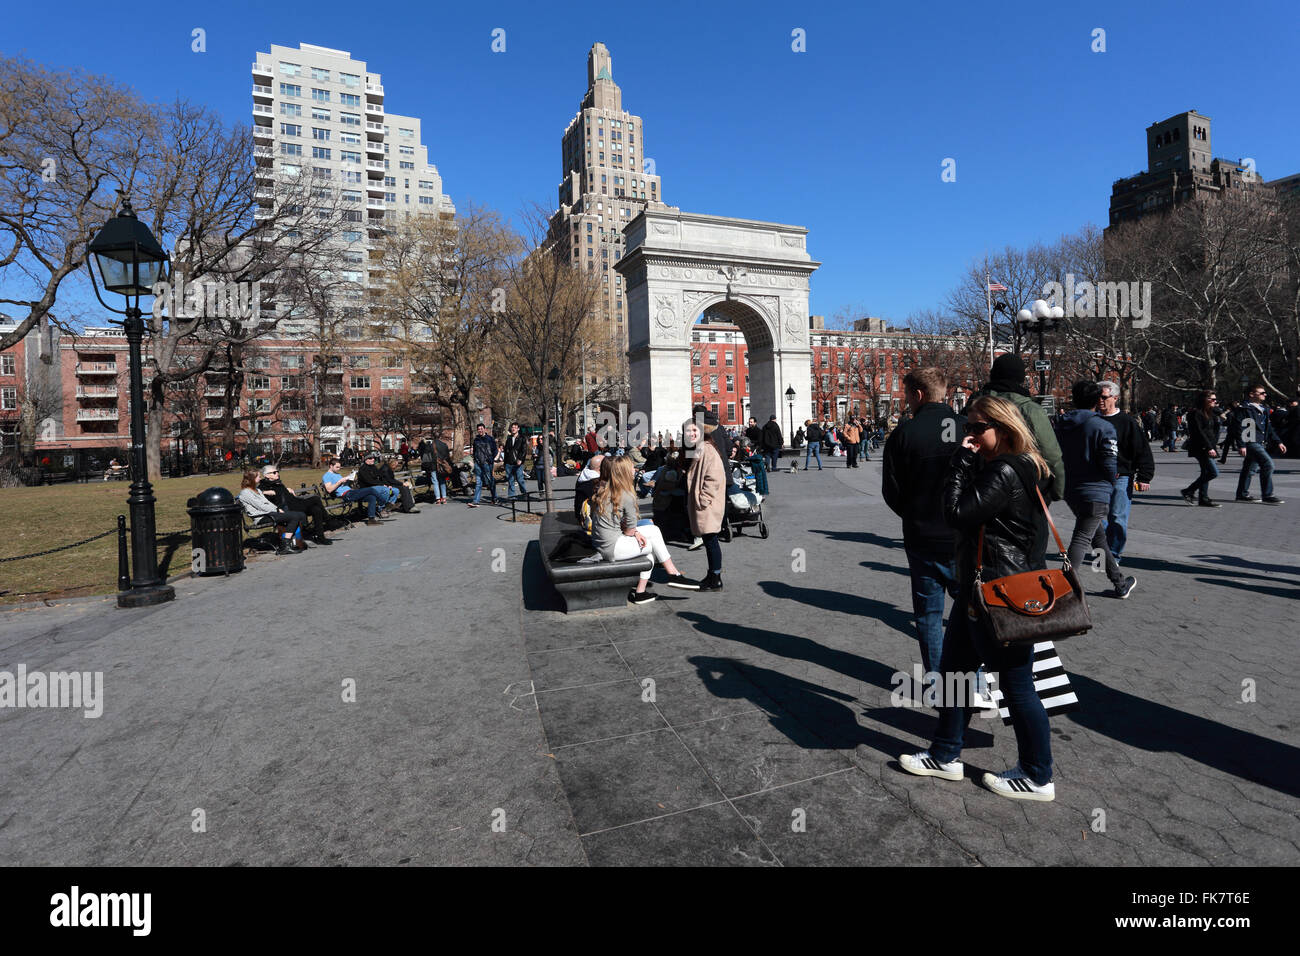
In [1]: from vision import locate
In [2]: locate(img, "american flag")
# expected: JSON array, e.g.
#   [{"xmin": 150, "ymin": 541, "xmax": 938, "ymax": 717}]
[{"xmin": 987, "ymin": 281, "xmax": 1008, "ymax": 292}]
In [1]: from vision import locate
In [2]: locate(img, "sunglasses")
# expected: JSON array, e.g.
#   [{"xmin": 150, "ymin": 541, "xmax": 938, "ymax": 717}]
[{"xmin": 964, "ymin": 421, "xmax": 997, "ymax": 435}]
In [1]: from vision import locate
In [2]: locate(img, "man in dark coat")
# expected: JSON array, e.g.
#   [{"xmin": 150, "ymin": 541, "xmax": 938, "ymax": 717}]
[
  {"xmin": 761, "ymin": 415, "xmax": 783, "ymax": 471},
  {"xmin": 258, "ymin": 464, "xmax": 333, "ymax": 544}
]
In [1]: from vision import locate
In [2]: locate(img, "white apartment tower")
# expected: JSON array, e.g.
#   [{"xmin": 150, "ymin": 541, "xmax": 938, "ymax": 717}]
[
  {"xmin": 252, "ymin": 43, "xmax": 455, "ymax": 336},
  {"xmin": 551, "ymin": 43, "xmax": 663, "ymax": 351}
]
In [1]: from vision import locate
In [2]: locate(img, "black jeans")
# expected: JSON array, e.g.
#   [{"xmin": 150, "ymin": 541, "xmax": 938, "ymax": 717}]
[
  {"xmin": 284, "ymin": 492, "xmax": 328, "ymax": 534},
  {"xmin": 846, "ymin": 443, "xmax": 859, "ymax": 468},
  {"xmin": 702, "ymin": 532, "xmax": 722, "ymax": 574}
]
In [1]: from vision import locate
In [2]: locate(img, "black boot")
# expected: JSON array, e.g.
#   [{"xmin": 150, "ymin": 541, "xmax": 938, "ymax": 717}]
[{"xmin": 697, "ymin": 571, "xmax": 723, "ymax": 592}]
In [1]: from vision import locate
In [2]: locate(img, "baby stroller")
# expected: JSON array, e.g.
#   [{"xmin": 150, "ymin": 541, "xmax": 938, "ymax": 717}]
[{"xmin": 721, "ymin": 460, "xmax": 768, "ymax": 541}]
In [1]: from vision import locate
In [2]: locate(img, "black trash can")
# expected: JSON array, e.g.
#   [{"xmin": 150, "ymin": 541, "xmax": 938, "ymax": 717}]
[{"xmin": 186, "ymin": 487, "xmax": 245, "ymax": 576}]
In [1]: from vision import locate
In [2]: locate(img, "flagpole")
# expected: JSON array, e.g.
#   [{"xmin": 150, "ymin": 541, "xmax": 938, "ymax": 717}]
[{"xmin": 984, "ymin": 267, "xmax": 995, "ymax": 370}]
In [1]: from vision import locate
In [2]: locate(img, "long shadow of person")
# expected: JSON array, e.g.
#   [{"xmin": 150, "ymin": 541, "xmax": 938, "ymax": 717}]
[
  {"xmin": 806, "ymin": 528, "xmax": 902, "ymax": 550},
  {"xmin": 1068, "ymin": 675, "xmax": 1300, "ymax": 799},
  {"xmin": 756, "ymin": 580, "xmax": 915, "ymax": 638}
]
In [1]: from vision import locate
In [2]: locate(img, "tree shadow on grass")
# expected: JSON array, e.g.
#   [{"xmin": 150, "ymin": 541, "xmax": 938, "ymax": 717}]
[{"xmin": 1068, "ymin": 674, "xmax": 1300, "ymax": 799}]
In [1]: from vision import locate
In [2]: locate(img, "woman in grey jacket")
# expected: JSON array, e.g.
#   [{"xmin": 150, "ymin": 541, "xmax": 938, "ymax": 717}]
[{"xmin": 590, "ymin": 457, "xmax": 695, "ymax": 604}]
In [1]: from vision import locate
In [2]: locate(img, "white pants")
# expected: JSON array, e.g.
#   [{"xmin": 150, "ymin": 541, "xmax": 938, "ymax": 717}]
[{"xmin": 611, "ymin": 524, "xmax": 669, "ymax": 580}]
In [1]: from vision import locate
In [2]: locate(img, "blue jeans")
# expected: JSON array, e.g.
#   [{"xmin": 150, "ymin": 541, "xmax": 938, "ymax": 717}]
[
  {"xmin": 929, "ymin": 608, "xmax": 1052, "ymax": 785},
  {"xmin": 425, "ymin": 470, "xmax": 446, "ymax": 499},
  {"xmin": 905, "ymin": 550, "xmax": 986, "ymax": 698},
  {"xmin": 1105, "ymin": 475, "xmax": 1133, "ymax": 560},
  {"xmin": 804, "ymin": 442, "xmax": 822, "ymax": 469},
  {"xmin": 766, "ymin": 449, "xmax": 779, "ymax": 471},
  {"xmin": 1187, "ymin": 453, "xmax": 1219, "ymax": 500},
  {"xmin": 1236, "ymin": 442, "xmax": 1274, "ymax": 498},
  {"xmin": 504, "ymin": 463, "xmax": 527, "ymax": 498},
  {"xmin": 473, "ymin": 462, "xmax": 496, "ymax": 503},
  {"xmin": 340, "ymin": 486, "xmax": 385, "ymax": 518}
]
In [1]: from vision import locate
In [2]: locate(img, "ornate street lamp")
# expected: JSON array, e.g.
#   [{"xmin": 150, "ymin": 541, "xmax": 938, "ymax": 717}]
[
  {"xmin": 1016, "ymin": 299, "xmax": 1065, "ymax": 397},
  {"xmin": 785, "ymin": 385, "xmax": 796, "ymax": 447},
  {"xmin": 86, "ymin": 193, "xmax": 175, "ymax": 608}
]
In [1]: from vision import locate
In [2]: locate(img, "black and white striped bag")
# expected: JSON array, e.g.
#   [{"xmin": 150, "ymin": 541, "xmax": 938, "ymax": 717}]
[{"xmin": 987, "ymin": 640, "xmax": 1079, "ymax": 725}]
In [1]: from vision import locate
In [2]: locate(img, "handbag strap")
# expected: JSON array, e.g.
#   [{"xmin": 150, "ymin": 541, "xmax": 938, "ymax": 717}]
[{"xmin": 975, "ymin": 469, "xmax": 1070, "ymax": 575}]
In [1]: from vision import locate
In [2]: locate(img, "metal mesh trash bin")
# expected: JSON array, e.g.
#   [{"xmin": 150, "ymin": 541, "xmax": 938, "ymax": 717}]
[{"xmin": 186, "ymin": 487, "xmax": 245, "ymax": 576}]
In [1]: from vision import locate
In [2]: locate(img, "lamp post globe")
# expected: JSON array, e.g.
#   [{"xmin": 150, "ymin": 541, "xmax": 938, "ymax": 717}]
[{"xmin": 87, "ymin": 194, "xmax": 175, "ymax": 608}]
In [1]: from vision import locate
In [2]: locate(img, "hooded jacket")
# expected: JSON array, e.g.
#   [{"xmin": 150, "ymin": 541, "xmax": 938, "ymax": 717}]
[
  {"xmin": 974, "ymin": 380, "xmax": 1067, "ymax": 500},
  {"xmin": 1055, "ymin": 409, "xmax": 1118, "ymax": 505}
]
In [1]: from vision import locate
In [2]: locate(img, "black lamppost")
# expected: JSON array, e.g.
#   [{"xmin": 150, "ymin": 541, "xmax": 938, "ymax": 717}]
[
  {"xmin": 785, "ymin": 385, "xmax": 796, "ymax": 447},
  {"xmin": 87, "ymin": 194, "xmax": 175, "ymax": 608},
  {"xmin": 1016, "ymin": 299, "xmax": 1064, "ymax": 397}
]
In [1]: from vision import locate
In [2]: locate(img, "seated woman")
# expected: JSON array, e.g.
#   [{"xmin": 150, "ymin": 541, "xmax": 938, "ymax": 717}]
[
  {"xmin": 237, "ymin": 470, "xmax": 308, "ymax": 555},
  {"xmin": 590, "ymin": 456, "xmax": 696, "ymax": 604}
]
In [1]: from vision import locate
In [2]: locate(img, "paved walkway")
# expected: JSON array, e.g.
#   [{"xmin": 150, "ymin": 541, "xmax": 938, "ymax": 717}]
[{"xmin": 1, "ymin": 451, "xmax": 1296, "ymax": 865}]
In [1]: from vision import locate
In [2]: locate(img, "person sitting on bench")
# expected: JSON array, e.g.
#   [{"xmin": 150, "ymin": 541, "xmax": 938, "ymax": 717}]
[
  {"xmin": 322, "ymin": 457, "xmax": 388, "ymax": 525},
  {"xmin": 238, "ymin": 470, "xmax": 307, "ymax": 555},
  {"xmin": 356, "ymin": 451, "xmax": 400, "ymax": 510},
  {"xmin": 379, "ymin": 455, "xmax": 420, "ymax": 514},
  {"xmin": 573, "ymin": 454, "xmax": 605, "ymax": 524},
  {"xmin": 257, "ymin": 464, "xmax": 333, "ymax": 545}
]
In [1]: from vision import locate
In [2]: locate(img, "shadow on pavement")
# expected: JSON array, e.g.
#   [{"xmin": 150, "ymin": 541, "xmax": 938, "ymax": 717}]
[
  {"xmin": 756, "ymin": 580, "xmax": 914, "ymax": 637},
  {"xmin": 1190, "ymin": 554, "xmax": 1300, "ymax": 577},
  {"xmin": 521, "ymin": 540, "xmax": 565, "ymax": 613},
  {"xmin": 807, "ymin": 528, "xmax": 903, "ymax": 550},
  {"xmin": 1068, "ymin": 674, "xmax": 1300, "ymax": 799},
  {"xmin": 1193, "ymin": 576, "xmax": 1300, "ymax": 601}
]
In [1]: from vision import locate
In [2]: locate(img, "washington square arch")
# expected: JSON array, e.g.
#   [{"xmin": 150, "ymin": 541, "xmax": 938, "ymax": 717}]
[{"xmin": 615, "ymin": 203, "xmax": 820, "ymax": 439}]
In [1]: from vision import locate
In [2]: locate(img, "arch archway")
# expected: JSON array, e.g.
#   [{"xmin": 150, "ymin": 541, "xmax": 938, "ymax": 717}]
[{"xmin": 616, "ymin": 205, "xmax": 819, "ymax": 440}]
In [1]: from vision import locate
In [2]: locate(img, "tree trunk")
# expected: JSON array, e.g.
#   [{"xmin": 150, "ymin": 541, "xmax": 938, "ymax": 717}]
[
  {"xmin": 147, "ymin": 380, "xmax": 166, "ymax": 481},
  {"xmin": 18, "ymin": 396, "xmax": 36, "ymax": 462}
]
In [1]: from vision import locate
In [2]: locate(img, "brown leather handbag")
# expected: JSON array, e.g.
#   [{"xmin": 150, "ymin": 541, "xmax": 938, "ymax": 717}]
[{"xmin": 972, "ymin": 485, "xmax": 1093, "ymax": 646}]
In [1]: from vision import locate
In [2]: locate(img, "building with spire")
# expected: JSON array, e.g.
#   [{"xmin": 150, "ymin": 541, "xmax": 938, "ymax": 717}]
[{"xmin": 550, "ymin": 43, "xmax": 663, "ymax": 355}]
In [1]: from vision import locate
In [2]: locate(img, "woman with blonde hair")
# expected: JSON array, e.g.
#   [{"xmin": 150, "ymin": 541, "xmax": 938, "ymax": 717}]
[
  {"xmin": 590, "ymin": 456, "xmax": 694, "ymax": 604},
  {"xmin": 900, "ymin": 394, "xmax": 1060, "ymax": 802}
]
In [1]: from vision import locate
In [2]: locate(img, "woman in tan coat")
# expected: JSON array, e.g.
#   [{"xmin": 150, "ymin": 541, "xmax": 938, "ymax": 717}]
[{"xmin": 684, "ymin": 419, "xmax": 726, "ymax": 591}]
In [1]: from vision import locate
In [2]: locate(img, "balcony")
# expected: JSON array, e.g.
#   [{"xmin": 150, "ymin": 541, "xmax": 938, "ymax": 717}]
[
  {"xmin": 252, "ymin": 84, "xmax": 273, "ymax": 100},
  {"xmin": 365, "ymin": 83, "xmax": 383, "ymax": 97},
  {"xmin": 365, "ymin": 102, "xmax": 383, "ymax": 117},
  {"xmin": 366, "ymin": 180, "xmax": 385, "ymax": 195},
  {"xmin": 366, "ymin": 121, "xmax": 385, "ymax": 134},
  {"xmin": 366, "ymin": 160, "xmax": 384, "ymax": 172},
  {"xmin": 252, "ymin": 61, "xmax": 272, "ymax": 77},
  {"xmin": 254, "ymin": 144, "xmax": 274, "ymax": 162},
  {"xmin": 204, "ymin": 408, "xmax": 234, "ymax": 420},
  {"xmin": 76, "ymin": 409, "xmax": 120, "ymax": 422},
  {"xmin": 75, "ymin": 386, "xmax": 118, "ymax": 399},
  {"xmin": 366, "ymin": 141, "xmax": 383, "ymax": 156},
  {"xmin": 255, "ymin": 187, "xmax": 274, "ymax": 201},
  {"xmin": 253, "ymin": 126, "xmax": 273, "ymax": 140},
  {"xmin": 252, "ymin": 103, "xmax": 273, "ymax": 117},
  {"xmin": 255, "ymin": 165, "xmax": 274, "ymax": 182},
  {"xmin": 75, "ymin": 363, "xmax": 117, "ymax": 375}
]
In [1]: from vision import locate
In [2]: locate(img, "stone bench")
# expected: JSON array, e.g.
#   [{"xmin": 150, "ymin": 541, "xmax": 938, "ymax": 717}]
[{"xmin": 539, "ymin": 510, "xmax": 651, "ymax": 612}]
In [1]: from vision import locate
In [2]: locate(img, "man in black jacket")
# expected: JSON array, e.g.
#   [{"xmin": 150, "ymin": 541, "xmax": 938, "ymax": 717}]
[
  {"xmin": 257, "ymin": 464, "xmax": 333, "ymax": 545},
  {"xmin": 761, "ymin": 415, "xmax": 783, "ymax": 471},
  {"xmin": 745, "ymin": 417, "xmax": 763, "ymax": 450},
  {"xmin": 379, "ymin": 456, "xmax": 420, "ymax": 513},
  {"xmin": 1098, "ymin": 381, "xmax": 1155, "ymax": 562},
  {"xmin": 468, "ymin": 423, "xmax": 499, "ymax": 507},
  {"xmin": 356, "ymin": 451, "xmax": 399, "ymax": 514},
  {"xmin": 883, "ymin": 368, "xmax": 990, "ymax": 706},
  {"xmin": 803, "ymin": 419, "xmax": 824, "ymax": 470},
  {"xmin": 502, "ymin": 422, "xmax": 529, "ymax": 501}
]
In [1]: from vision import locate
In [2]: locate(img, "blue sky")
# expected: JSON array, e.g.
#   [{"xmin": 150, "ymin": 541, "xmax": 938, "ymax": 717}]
[{"xmin": 5, "ymin": 0, "xmax": 1297, "ymax": 323}]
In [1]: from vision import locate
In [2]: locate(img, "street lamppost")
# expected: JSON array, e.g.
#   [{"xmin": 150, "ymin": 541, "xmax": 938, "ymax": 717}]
[
  {"xmin": 86, "ymin": 194, "xmax": 175, "ymax": 608},
  {"xmin": 1016, "ymin": 299, "xmax": 1065, "ymax": 397},
  {"xmin": 785, "ymin": 385, "xmax": 796, "ymax": 448}
]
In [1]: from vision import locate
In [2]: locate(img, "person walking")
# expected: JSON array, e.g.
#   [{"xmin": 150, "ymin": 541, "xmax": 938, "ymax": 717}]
[
  {"xmin": 760, "ymin": 415, "xmax": 783, "ymax": 472},
  {"xmin": 684, "ymin": 418, "xmax": 726, "ymax": 591},
  {"xmin": 1180, "ymin": 390, "xmax": 1223, "ymax": 507},
  {"xmin": 899, "ymin": 395, "xmax": 1059, "ymax": 801},
  {"xmin": 419, "ymin": 432, "xmax": 452, "ymax": 504},
  {"xmin": 857, "ymin": 416, "xmax": 872, "ymax": 462},
  {"xmin": 973, "ymin": 354, "xmax": 1066, "ymax": 500},
  {"xmin": 1230, "ymin": 384, "xmax": 1287, "ymax": 504},
  {"xmin": 468, "ymin": 423, "xmax": 499, "ymax": 508},
  {"xmin": 1055, "ymin": 381, "xmax": 1135, "ymax": 599},
  {"xmin": 883, "ymin": 368, "xmax": 994, "ymax": 708},
  {"xmin": 1097, "ymin": 381, "xmax": 1155, "ymax": 563},
  {"xmin": 842, "ymin": 418, "xmax": 862, "ymax": 468},
  {"xmin": 803, "ymin": 419, "xmax": 824, "ymax": 470},
  {"xmin": 502, "ymin": 422, "xmax": 530, "ymax": 502}
]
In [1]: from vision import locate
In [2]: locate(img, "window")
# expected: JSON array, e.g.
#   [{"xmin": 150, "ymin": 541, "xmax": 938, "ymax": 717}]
[
  {"xmin": 418, "ymin": 180, "xmax": 434, "ymax": 190},
  {"xmin": 279, "ymin": 62, "xmax": 301, "ymax": 76},
  {"xmin": 350, "ymin": 375, "xmax": 370, "ymax": 389},
  {"xmin": 418, "ymin": 195, "xmax": 435, "ymax": 205},
  {"xmin": 311, "ymin": 107, "xmax": 330, "ymax": 122},
  {"xmin": 282, "ymin": 355, "xmax": 303, "ymax": 370},
  {"xmin": 399, "ymin": 161, "xmax": 414, "ymax": 170},
  {"xmin": 280, "ymin": 102, "xmax": 302, "ymax": 117},
  {"xmin": 340, "ymin": 131, "xmax": 360, "ymax": 145},
  {"xmin": 726, "ymin": 374, "xmax": 735, "ymax": 391},
  {"xmin": 339, "ymin": 72, "xmax": 360, "ymax": 88},
  {"xmin": 380, "ymin": 375, "xmax": 402, "ymax": 390},
  {"xmin": 312, "ymin": 127, "xmax": 330, "ymax": 141},
  {"xmin": 279, "ymin": 83, "xmax": 301, "ymax": 97},
  {"xmin": 280, "ymin": 123, "xmax": 301, "ymax": 137},
  {"xmin": 727, "ymin": 403, "xmax": 735, "ymax": 421},
  {"xmin": 385, "ymin": 192, "xmax": 396, "ymax": 203},
  {"xmin": 1, "ymin": 387, "xmax": 15, "ymax": 410},
  {"xmin": 350, "ymin": 395, "xmax": 371, "ymax": 410},
  {"xmin": 692, "ymin": 375, "xmax": 702, "ymax": 392},
  {"xmin": 341, "ymin": 151, "xmax": 361, "ymax": 164},
  {"xmin": 399, "ymin": 145, "xmax": 414, "ymax": 155},
  {"xmin": 382, "ymin": 355, "xmax": 402, "ymax": 368},
  {"xmin": 339, "ymin": 93, "xmax": 360, "ymax": 107},
  {"xmin": 343, "ymin": 230, "xmax": 362, "ymax": 242},
  {"xmin": 692, "ymin": 351, "xmax": 701, "ymax": 365},
  {"xmin": 312, "ymin": 146, "xmax": 330, "ymax": 160},
  {"xmin": 249, "ymin": 375, "xmax": 270, "ymax": 391},
  {"xmin": 340, "ymin": 112, "xmax": 361, "ymax": 127},
  {"xmin": 342, "ymin": 170, "xmax": 362, "ymax": 184},
  {"xmin": 708, "ymin": 352, "xmax": 717, "ymax": 366},
  {"xmin": 310, "ymin": 66, "xmax": 330, "ymax": 82},
  {"xmin": 311, "ymin": 88, "xmax": 330, "ymax": 102},
  {"xmin": 1, "ymin": 354, "xmax": 14, "ymax": 376},
  {"xmin": 725, "ymin": 352, "xmax": 733, "ymax": 366},
  {"xmin": 710, "ymin": 376, "xmax": 719, "ymax": 393},
  {"xmin": 282, "ymin": 143, "xmax": 303, "ymax": 157},
  {"xmin": 352, "ymin": 356, "xmax": 370, "ymax": 369}
]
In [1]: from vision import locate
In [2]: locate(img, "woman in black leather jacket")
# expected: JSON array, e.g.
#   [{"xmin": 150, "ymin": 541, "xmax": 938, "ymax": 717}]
[{"xmin": 900, "ymin": 395, "xmax": 1059, "ymax": 802}]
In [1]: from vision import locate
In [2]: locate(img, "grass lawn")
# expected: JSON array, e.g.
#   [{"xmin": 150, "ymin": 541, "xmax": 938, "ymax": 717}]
[{"xmin": 0, "ymin": 468, "xmax": 328, "ymax": 605}]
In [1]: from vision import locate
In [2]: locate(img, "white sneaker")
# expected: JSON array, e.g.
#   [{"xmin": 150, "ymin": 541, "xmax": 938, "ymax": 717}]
[
  {"xmin": 899, "ymin": 751, "xmax": 964, "ymax": 781},
  {"xmin": 687, "ymin": 537, "xmax": 704, "ymax": 551},
  {"xmin": 982, "ymin": 765, "xmax": 1055, "ymax": 801}
]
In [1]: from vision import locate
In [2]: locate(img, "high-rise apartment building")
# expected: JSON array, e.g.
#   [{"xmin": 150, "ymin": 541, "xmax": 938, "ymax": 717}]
[
  {"xmin": 550, "ymin": 43, "xmax": 663, "ymax": 351},
  {"xmin": 1108, "ymin": 110, "xmax": 1272, "ymax": 226},
  {"xmin": 252, "ymin": 43, "xmax": 455, "ymax": 335}
]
